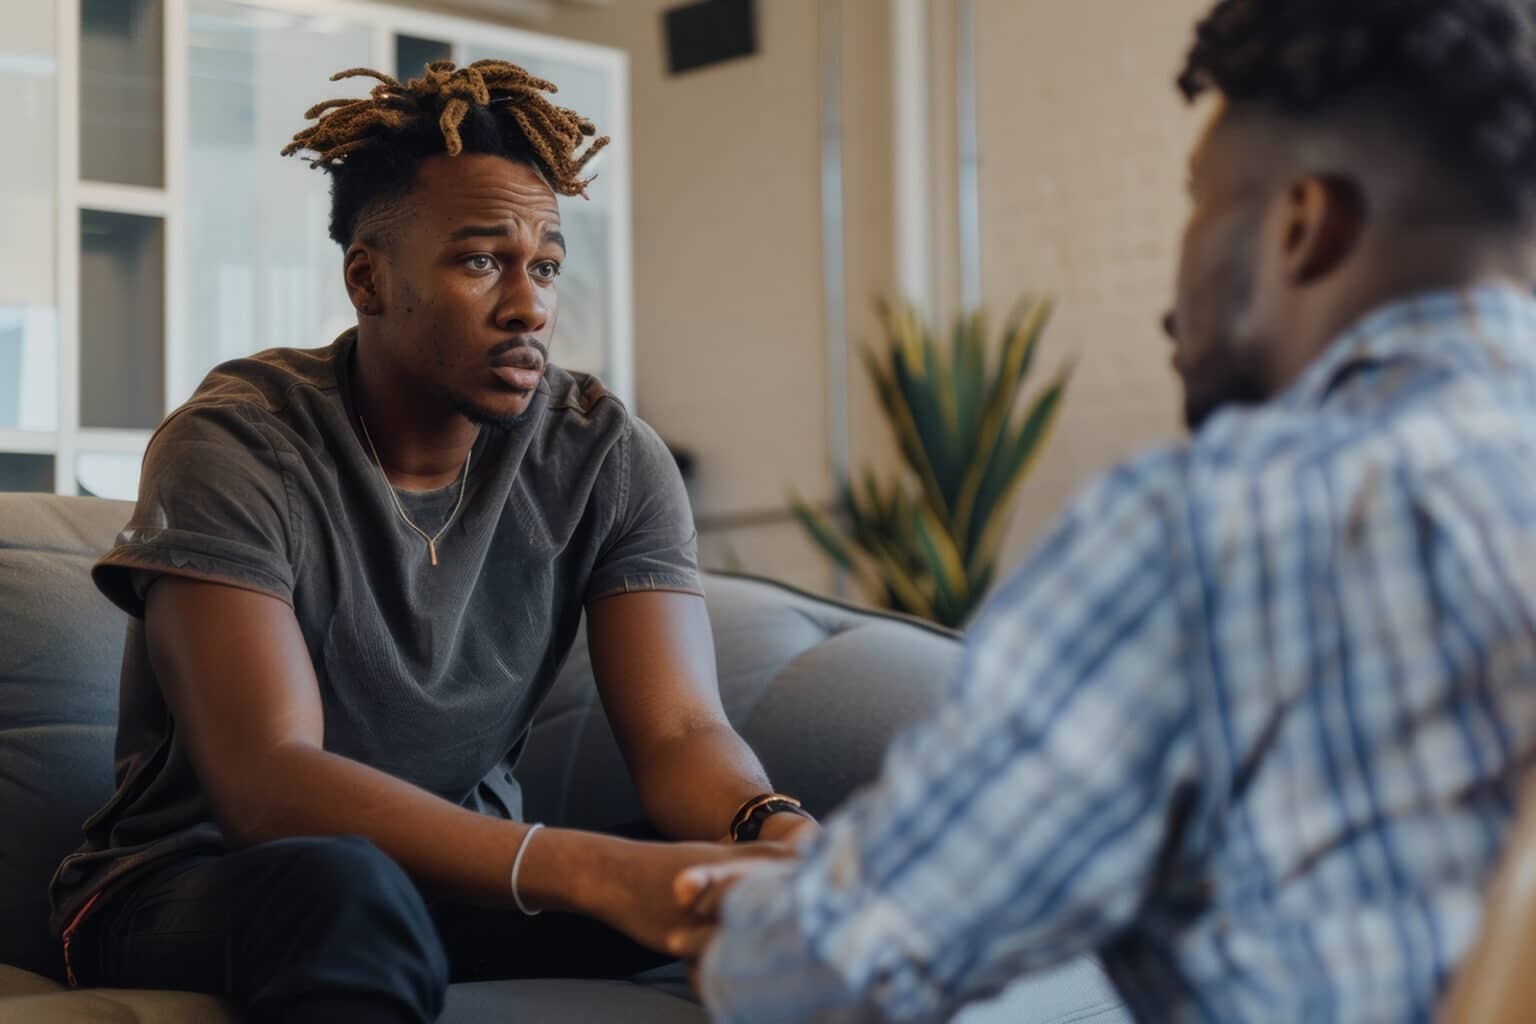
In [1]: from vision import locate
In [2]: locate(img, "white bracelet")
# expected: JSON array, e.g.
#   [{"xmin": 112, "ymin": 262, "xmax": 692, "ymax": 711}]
[{"xmin": 510, "ymin": 822, "xmax": 546, "ymax": 917}]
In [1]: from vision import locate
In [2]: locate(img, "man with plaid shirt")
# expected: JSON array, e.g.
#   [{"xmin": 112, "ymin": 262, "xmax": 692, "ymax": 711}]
[{"xmin": 675, "ymin": 1, "xmax": 1536, "ymax": 1020}]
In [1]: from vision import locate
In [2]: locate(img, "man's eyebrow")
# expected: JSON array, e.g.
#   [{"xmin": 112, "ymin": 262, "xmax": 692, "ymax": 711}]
[
  {"xmin": 442, "ymin": 226, "xmax": 566, "ymax": 252},
  {"xmin": 445, "ymin": 224, "xmax": 510, "ymax": 242}
]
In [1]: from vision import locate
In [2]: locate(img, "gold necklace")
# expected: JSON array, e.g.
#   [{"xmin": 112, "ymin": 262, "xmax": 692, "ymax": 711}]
[{"xmin": 358, "ymin": 414, "xmax": 472, "ymax": 567}]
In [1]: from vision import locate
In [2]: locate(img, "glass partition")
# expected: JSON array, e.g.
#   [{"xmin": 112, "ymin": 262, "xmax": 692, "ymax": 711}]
[
  {"xmin": 182, "ymin": 0, "xmax": 370, "ymax": 391},
  {"xmin": 79, "ymin": 210, "xmax": 166, "ymax": 430},
  {"xmin": 0, "ymin": 1, "xmax": 60, "ymax": 431},
  {"xmin": 80, "ymin": 0, "xmax": 165, "ymax": 187}
]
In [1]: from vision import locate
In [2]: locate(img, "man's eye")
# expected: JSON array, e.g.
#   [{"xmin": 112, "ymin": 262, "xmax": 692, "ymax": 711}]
[
  {"xmin": 466, "ymin": 254, "xmax": 496, "ymax": 272},
  {"xmin": 533, "ymin": 260, "xmax": 562, "ymax": 281}
]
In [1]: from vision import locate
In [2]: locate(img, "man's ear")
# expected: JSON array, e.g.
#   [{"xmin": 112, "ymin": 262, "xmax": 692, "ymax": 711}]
[
  {"xmin": 1279, "ymin": 174, "xmax": 1366, "ymax": 285},
  {"xmin": 344, "ymin": 242, "xmax": 383, "ymax": 317}
]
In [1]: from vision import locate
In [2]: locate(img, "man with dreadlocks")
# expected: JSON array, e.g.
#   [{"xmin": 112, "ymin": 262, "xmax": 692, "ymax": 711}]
[
  {"xmin": 669, "ymin": 1, "xmax": 1536, "ymax": 1020},
  {"xmin": 47, "ymin": 60, "xmax": 812, "ymax": 1022}
]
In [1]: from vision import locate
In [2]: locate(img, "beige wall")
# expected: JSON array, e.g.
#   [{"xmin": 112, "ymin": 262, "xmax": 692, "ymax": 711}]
[{"xmin": 974, "ymin": 0, "xmax": 1211, "ymax": 567}]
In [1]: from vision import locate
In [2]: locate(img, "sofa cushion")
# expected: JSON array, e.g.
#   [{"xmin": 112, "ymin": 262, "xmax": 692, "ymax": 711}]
[
  {"xmin": 521, "ymin": 573, "xmax": 957, "ymax": 830},
  {"xmin": 0, "ymin": 496, "xmax": 133, "ymax": 981}
]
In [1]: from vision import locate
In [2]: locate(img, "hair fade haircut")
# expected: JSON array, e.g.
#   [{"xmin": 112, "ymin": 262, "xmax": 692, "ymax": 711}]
[
  {"xmin": 281, "ymin": 59, "xmax": 609, "ymax": 246},
  {"xmin": 1178, "ymin": 0, "xmax": 1536, "ymax": 221}
]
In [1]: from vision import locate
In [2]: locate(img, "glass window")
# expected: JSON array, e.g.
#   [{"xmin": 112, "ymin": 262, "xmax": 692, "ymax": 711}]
[
  {"xmin": 396, "ymin": 34, "xmax": 451, "ymax": 82},
  {"xmin": 0, "ymin": 453, "xmax": 55, "ymax": 492},
  {"xmin": 0, "ymin": 1, "xmax": 60, "ymax": 431},
  {"xmin": 77, "ymin": 450, "xmax": 144, "ymax": 500},
  {"xmin": 79, "ymin": 210, "xmax": 165, "ymax": 430},
  {"xmin": 81, "ymin": 0, "xmax": 165, "ymax": 187},
  {"xmin": 182, "ymin": 0, "xmax": 370, "ymax": 393}
]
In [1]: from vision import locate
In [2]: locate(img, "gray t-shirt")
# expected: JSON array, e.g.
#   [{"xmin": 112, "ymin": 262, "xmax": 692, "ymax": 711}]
[{"xmin": 50, "ymin": 331, "xmax": 701, "ymax": 930}]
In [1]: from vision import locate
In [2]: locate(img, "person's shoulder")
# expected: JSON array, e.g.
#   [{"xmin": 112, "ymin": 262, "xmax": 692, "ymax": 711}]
[
  {"xmin": 183, "ymin": 339, "xmax": 343, "ymax": 416},
  {"xmin": 152, "ymin": 338, "xmax": 348, "ymax": 456},
  {"xmin": 538, "ymin": 364, "xmax": 633, "ymax": 441},
  {"xmin": 1072, "ymin": 442, "xmax": 1193, "ymax": 522},
  {"xmin": 543, "ymin": 364, "xmax": 619, "ymax": 414}
]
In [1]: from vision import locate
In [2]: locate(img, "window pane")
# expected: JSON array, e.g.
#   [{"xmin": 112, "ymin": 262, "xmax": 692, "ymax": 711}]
[
  {"xmin": 0, "ymin": 1, "xmax": 60, "ymax": 430},
  {"xmin": 79, "ymin": 210, "xmax": 165, "ymax": 429},
  {"xmin": 0, "ymin": 453, "xmax": 55, "ymax": 493},
  {"xmin": 182, "ymin": 1, "xmax": 370, "ymax": 395},
  {"xmin": 81, "ymin": 0, "xmax": 165, "ymax": 187},
  {"xmin": 396, "ymin": 34, "xmax": 451, "ymax": 82},
  {"xmin": 0, "ymin": 309, "xmax": 60, "ymax": 431},
  {"xmin": 77, "ymin": 450, "xmax": 143, "ymax": 500}
]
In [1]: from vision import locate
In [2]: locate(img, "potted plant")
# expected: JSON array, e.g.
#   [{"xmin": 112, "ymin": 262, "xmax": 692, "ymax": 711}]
[{"xmin": 792, "ymin": 297, "xmax": 1070, "ymax": 629}]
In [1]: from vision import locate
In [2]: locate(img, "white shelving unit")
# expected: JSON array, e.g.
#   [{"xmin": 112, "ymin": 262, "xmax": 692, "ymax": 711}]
[{"xmin": 0, "ymin": 0, "xmax": 631, "ymax": 500}]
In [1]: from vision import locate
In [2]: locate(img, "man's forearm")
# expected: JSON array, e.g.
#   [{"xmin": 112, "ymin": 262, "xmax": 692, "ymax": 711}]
[
  {"xmin": 226, "ymin": 742, "xmax": 630, "ymax": 915},
  {"xmin": 631, "ymin": 723, "xmax": 775, "ymax": 840}
]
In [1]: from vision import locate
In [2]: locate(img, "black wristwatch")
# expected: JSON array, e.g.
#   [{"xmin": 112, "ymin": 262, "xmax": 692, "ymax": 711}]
[{"xmin": 730, "ymin": 794, "xmax": 811, "ymax": 842}]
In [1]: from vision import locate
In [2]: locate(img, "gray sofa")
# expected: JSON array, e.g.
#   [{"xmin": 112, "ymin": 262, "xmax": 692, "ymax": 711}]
[
  {"xmin": 0, "ymin": 492, "xmax": 960, "ymax": 1021},
  {"xmin": 0, "ymin": 492, "xmax": 1129, "ymax": 1023}
]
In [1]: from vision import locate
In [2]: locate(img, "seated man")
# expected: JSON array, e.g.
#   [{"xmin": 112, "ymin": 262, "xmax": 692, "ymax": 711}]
[
  {"xmin": 677, "ymin": 0, "xmax": 1536, "ymax": 1019},
  {"xmin": 49, "ymin": 60, "xmax": 811, "ymax": 1023}
]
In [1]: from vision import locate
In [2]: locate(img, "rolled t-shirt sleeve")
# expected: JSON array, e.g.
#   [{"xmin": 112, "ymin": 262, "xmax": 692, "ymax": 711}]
[
  {"xmin": 586, "ymin": 416, "xmax": 703, "ymax": 601},
  {"xmin": 93, "ymin": 405, "xmax": 299, "ymax": 617}
]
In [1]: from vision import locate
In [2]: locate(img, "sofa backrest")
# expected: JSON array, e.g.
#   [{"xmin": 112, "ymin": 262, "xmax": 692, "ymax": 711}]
[
  {"xmin": 0, "ymin": 493, "xmax": 960, "ymax": 982},
  {"xmin": 0, "ymin": 495, "xmax": 132, "ymax": 980}
]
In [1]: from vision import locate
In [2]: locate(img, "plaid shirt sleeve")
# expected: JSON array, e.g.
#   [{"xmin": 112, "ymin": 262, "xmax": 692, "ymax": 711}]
[{"xmin": 699, "ymin": 453, "xmax": 1202, "ymax": 1023}]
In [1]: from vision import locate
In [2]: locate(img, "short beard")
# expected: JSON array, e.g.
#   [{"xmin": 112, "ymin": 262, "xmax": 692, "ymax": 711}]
[
  {"xmin": 1182, "ymin": 346, "xmax": 1272, "ymax": 431},
  {"xmin": 447, "ymin": 392, "xmax": 538, "ymax": 432},
  {"xmin": 1181, "ymin": 213, "xmax": 1274, "ymax": 431}
]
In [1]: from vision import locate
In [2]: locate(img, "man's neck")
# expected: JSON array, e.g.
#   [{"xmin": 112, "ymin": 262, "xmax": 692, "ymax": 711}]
[
  {"xmin": 352, "ymin": 335, "xmax": 480, "ymax": 492},
  {"xmin": 1270, "ymin": 231, "xmax": 1536, "ymax": 397}
]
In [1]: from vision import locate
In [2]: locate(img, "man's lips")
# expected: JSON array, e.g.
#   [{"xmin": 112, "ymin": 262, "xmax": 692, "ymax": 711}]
[
  {"xmin": 490, "ymin": 349, "xmax": 545, "ymax": 391},
  {"xmin": 492, "ymin": 364, "xmax": 544, "ymax": 391}
]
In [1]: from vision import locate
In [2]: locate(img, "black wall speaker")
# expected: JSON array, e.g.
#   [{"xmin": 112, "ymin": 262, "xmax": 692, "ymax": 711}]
[{"xmin": 664, "ymin": 0, "xmax": 758, "ymax": 75}]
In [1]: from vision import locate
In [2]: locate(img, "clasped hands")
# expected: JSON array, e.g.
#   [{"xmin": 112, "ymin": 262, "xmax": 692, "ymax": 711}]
[{"xmin": 670, "ymin": 813, "xmax": 818, "ymax": 957}]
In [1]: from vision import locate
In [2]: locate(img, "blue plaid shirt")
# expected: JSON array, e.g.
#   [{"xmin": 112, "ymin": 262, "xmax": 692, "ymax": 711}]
[{"xmin": 700, "ymin": 286, "xmax": 1536, "ymax": 1022}]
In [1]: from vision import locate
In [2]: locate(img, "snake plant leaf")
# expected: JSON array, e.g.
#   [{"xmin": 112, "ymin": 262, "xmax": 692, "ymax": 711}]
[
  {"xmin": 868, "ymin": 536, "xmax": 934, "ymax": 620},
  {"xmin": 792, "ymin": 295, "xmax": 1068, "ymax": 629},
  {"xmin": 953, "ymin": 311, "xmax": 987, "ymax": 460},
  {"xmin": 953, "ymin": 298, "xmax": 1055, "ymax": 557},
  {"xmin": 867, "ymin": 345, "xmax": 951, "ymax": 524},
  {"xmin": 913, "ymin": 508, "xmax": 970, "ymax": 624},
  {"xmin": 789, "ymin": 494, "xmax": 857, "ymax": 572},
  {"xmin": 892, "ymin": 343, "xmax": 959, "ymax": 518},
  {"xmin": 965, "ymin": 370, "xmax": 1070, "ymax": 579}
]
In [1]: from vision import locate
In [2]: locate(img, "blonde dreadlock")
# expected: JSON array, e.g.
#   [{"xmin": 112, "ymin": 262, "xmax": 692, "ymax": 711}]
[{"xmin": 281, "ymin": 59, "xmax": 609, "ymax": 200}]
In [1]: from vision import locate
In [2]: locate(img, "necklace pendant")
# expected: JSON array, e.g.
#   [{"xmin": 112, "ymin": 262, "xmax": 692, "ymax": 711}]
[{"xmin": 428, "ymin": 539, "xmax": 439, "ymax": 567}]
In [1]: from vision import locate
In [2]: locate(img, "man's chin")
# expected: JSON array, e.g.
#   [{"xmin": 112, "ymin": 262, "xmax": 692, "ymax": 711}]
[
  {"xmin": 450, "ymin": 392, "xmax": 538, "ymax": 430},
  {"xmin": 1182, "ymin": 377, "xmax": 1270, "ymax": 433}
]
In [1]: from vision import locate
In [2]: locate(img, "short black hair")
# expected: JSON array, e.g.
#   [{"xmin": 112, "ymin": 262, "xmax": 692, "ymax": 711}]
[
  {"xmin": 1179, "ymin": 0, "xmax": 1536, "ymax": 220},
  {"xmin": 282, "ymin": 61, "xmax": 608, "ymax": 246}
]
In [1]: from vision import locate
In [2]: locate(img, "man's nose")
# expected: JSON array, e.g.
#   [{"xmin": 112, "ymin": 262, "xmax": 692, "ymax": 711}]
[
  {"xmin": 1162, "ymin": 311, "xmax": 1179, "ymax": 342},
  {"xmin": 497, "ymin": 277, "xmax": 550, "ymax": 335}
]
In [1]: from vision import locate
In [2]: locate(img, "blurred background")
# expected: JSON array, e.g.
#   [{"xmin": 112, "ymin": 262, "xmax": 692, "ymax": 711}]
[{"xmin": 0, "ymin": 0, "xmax": 1210, "ymax": 616}]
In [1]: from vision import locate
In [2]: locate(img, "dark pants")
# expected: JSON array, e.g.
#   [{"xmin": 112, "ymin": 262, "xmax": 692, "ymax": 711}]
[{"xmin": 67, "ymin": 834, "xmax": 670, "ymax": 1023}]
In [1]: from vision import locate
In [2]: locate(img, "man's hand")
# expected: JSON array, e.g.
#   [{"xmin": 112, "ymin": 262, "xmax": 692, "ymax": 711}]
[
  {"xmin": 666, "ymin": 857, "xmax": 793, "ymax": 959},
  {"xmin": 587, "ymin": 838, "xmax": 793, "ymax": 956}
]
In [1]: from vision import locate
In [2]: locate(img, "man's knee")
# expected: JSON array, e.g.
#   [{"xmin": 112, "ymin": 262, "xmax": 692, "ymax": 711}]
[
  {"xmin": 241, "ymin": 836, "xmax": 449, "ymax": 1019},
  {"xmin": 274, "ymin": 836, "xmax": 423, "ymax": 910}
]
